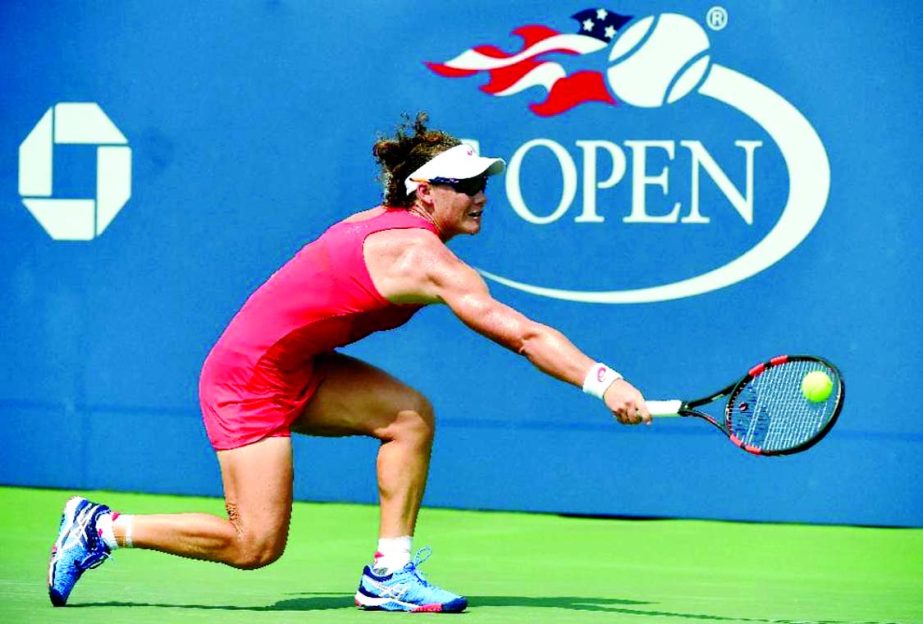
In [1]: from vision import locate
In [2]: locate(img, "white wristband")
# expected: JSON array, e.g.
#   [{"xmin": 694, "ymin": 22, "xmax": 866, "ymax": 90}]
[{"xmin": 582, "ymin": 363, "xmax": 623, "ymax": 399}]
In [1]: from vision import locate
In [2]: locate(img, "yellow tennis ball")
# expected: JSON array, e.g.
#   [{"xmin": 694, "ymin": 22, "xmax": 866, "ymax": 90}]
[{"xmin": 801, "ymin": 371, "xmax": 833, "ymax": 403}]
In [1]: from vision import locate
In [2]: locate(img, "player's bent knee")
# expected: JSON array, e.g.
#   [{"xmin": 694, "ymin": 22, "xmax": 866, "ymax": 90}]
[
  {"xmin": 229, "ymin": 533, "xmax": 287, "ymax": 570},
  {"xmin": 231, "ymin": 545, "xmax": 285, "ymax": 570},
  {"xmin": 402, "ymin": 393, "xmax": 435, "ymax": 440},
  {"xmin": 377, "ymin": 391, "xmax": 436, "ymax": 445}
]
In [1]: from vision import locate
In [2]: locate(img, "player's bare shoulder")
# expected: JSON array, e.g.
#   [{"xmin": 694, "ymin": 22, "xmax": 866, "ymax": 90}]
[
  {"xmin": 364, "ymin": 227, "xmax": 445, "ymax": 268},
  {"xmin": 364, "ymin": 227, "xmax": 456, "ymax": 304}
]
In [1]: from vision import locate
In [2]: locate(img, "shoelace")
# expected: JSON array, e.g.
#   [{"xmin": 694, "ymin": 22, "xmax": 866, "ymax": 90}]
[
  {"xmin": 404, "ymin": 546, "xmax": 433, "ymax": 587},
  {"xmin": 78, "ymin": 508, "xmax": 110, "ymax": 569},
  {"xmin": 66, "ymin": 505, "xmax": 96, "ymax": 551}
]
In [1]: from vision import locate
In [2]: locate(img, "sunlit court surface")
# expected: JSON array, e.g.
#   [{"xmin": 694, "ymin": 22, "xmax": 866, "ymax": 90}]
[{"xmin": 1, "ymin": 487, "xmax": 920, "ymax": 624}]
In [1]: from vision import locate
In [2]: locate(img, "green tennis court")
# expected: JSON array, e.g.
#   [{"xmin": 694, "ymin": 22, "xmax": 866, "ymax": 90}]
[{"xmin": 1, "ymin": 486, "xmax": 920, "ymax": 624}]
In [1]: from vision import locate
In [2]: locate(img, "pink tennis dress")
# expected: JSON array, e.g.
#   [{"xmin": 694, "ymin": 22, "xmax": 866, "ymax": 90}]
[{"xmin": 199, "ymin": 207, "xmax": 439, "ymax": 450}]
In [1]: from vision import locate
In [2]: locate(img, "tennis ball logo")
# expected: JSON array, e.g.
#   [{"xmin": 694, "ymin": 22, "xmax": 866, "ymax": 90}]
[
  {"xmin": 801, "ymin": 371, "xmax": 833, "ymax": 403},
  {"xmin": 606, "ymin": 14, "xmax": 711, "ymax": 108}
]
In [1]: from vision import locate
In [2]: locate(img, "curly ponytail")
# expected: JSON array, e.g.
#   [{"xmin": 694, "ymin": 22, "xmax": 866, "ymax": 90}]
[{"xmin": 372, "ymin": 113, "xmax": 461, "ymax": 207}]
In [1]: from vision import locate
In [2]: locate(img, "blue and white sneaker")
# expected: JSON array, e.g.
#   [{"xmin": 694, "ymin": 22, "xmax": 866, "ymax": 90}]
[
  {"xmin": 48, "ymin": 497, "xmax": 112, "ymax": 606},
  {"xmin": 355, "ymin": 547, "xmax": 467, "ymax": 613}
]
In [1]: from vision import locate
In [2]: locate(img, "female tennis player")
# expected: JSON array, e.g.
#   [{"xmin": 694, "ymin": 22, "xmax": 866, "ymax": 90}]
[{"xmin": 48, "ymin": 114, "xmax": 651, "ymax": 613}]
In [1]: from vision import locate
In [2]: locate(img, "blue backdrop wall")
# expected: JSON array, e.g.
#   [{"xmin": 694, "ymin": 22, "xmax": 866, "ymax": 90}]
[{"xmin": 1, "ymin": 1, "xmax": 920, "ymax": 527}]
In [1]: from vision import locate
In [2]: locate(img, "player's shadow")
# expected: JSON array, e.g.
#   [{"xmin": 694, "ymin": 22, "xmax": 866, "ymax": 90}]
[
  {"xmin": 76, "ymin": 594, "xmax": 884, "ymax": 623},
  {"xmin": 76, "ymin": 594, "xmax": 651, "ymax": 613},
  {"xmin": 73, "ymin": 594, "xmax": 349, "ymax": 612},
  {"xmin": 275, "ymin": 593, "xmax": 653, "ymax": 612},
  {"xmin": 274, "ymin": 595, "xmax": 900, "ymax": 622}
]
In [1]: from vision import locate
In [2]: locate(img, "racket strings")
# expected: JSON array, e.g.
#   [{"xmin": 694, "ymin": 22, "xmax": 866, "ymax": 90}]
[{"xmin": 729, "ymin": 360, "xmax": 840, "ymax": 452}]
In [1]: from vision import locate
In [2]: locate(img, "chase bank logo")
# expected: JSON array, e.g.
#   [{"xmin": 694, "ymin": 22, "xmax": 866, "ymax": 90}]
[
  {"xmin": 428, "ymin": 8, "xmax": 830, "ymax": 303},
  {"xmin": 18, "ymin": 103, "xmax": 132, "ymax": 241}
]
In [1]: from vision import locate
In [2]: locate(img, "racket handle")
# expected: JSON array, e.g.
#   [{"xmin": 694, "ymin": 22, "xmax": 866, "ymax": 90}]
[{"xmin": 645, "ymin": 400, "xmax": 683, "ymax": 417}]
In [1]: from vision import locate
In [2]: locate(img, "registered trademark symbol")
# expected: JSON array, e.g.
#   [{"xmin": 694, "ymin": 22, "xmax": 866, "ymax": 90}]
[{"xmin": 706, "ymin": 6, "xmax": 728, "ymax": 31}]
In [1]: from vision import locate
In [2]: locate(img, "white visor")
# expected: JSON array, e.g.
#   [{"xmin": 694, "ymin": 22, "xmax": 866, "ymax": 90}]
[{"xmin": 404, "ymin": 144, "xmax": 506, "ymax": 196}]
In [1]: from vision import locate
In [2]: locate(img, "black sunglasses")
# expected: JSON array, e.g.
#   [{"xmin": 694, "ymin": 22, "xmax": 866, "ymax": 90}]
[{"xmin": 427, "ymin": 175, "xmax": 488, "ymax": 196}]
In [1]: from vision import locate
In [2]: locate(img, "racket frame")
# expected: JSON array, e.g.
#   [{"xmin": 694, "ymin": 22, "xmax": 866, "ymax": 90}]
[{"xmin": 661, "ymin": 354, "xmax": 845, "ymax": 456}]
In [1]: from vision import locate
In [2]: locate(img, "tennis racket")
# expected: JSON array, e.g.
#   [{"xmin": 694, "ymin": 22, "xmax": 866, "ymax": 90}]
[{"xmin": 646, "ymin": 355, "xmax": 844, "ymax": 456}]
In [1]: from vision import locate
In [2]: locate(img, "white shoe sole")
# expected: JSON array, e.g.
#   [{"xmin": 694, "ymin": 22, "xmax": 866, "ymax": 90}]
[
  {"xmin": 355, "ymin": 591, "xmax": 418, "ymax": 611},
  {"xmin": 354, "ymin": 591, "xmax": 462, "ymax": 613}
]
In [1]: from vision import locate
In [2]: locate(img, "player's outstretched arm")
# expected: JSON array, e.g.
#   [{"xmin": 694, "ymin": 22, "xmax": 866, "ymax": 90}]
[{"xmin": 416, "ymin": 242, "xmax": 650, "ymax": 425}]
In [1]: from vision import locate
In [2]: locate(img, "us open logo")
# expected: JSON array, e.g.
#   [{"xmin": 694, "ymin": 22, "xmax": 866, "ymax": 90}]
[
  {"xmin": 428, "ymin": 8, "xmax": 830, "ymax": 304},
  {"xmin": 18, "ymin": 103, "xmax": 132, "ymax": 241}
]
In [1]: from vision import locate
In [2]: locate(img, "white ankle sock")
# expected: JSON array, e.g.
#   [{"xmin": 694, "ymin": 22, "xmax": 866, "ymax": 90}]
[
  {"xmin": 96, "ymin": 512, "xmax": 119, "ymax": 550},
  {"xmin": 374, "ymin": 536, "xmax": 412, "ymax": 573},
  {"xmin": 98, "ymin": 513, "xmax": 134, "ymax": 550}
]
